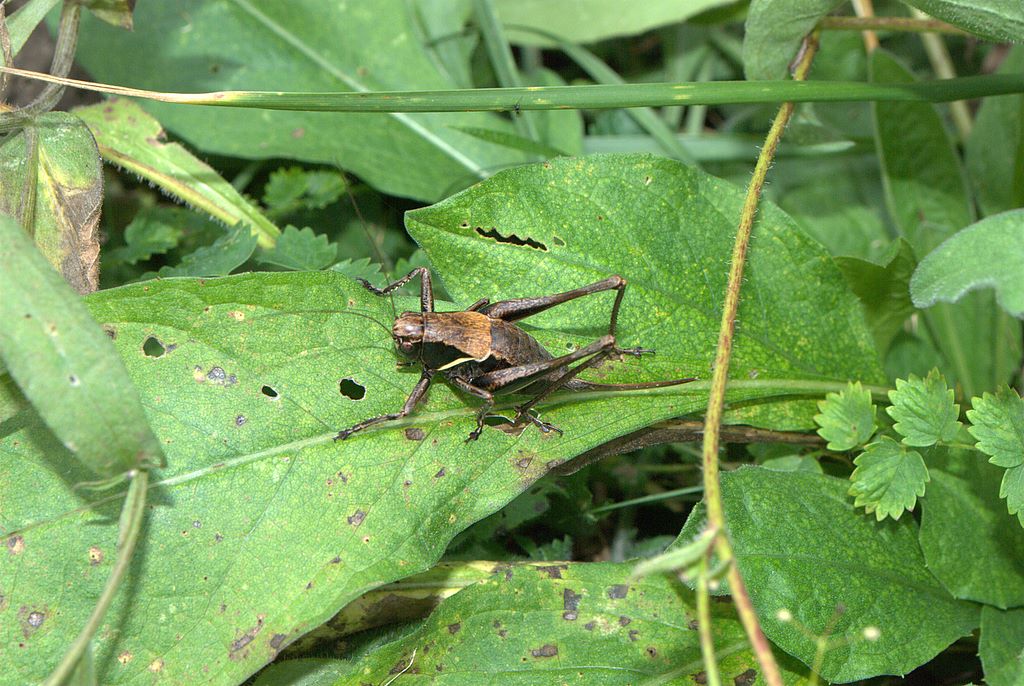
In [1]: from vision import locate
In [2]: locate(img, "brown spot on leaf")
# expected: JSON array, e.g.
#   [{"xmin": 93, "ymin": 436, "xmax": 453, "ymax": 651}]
[
  {"xmin": 628, "ymin": 629, "xmax": 639, "ymax": 641},
  {"xmin": 537, "ymin": 564, "xmax": 567, "ymax": 579},
  {"xmin": 347, "ymin": 510, "xmax": 366, "ymax": 527},
  {"xmin": 607, "ymin": 584, "xmax": 629, "ymax": 599},
  {"xmin": 434, "ymin": 468, "xmax": 446, "ymax": 478},
  {"xmin": 229, "ymin": 616, "xmax": 264, "ymax": 659},
  {"xmin": 563, "ymin": 589, "xmax": 581, "ymax": 621},
  {"xmin": 531, "ymin": 644, "xmax": 558, "ymax": 658},
  {"xmin": 448, "ymin": 622, "xmax": 461, "ymax": 634},
  {"xmin": 117, "ymin": 651, "xmax": 133, "ymax": 665},
  {"xmin": 733, "ymin": 668, "xmax": 757, "ymax": 686},
  {"xmin": 88, "ymin": 546, "xmax": 103, "ymax": 565},
  {"xmin": 584, "ymin": 621, "xmax": 595, "ymax": 631},
  {"xmin": 19, "ymin": 607, "xmax": 46, "ymax": 637},
  {"xmin": 330, "ymin": 556, "xmax": 342, "ymax": 564},
  {"xmin": 646, "ymin": 646, "xmax": 658, "ymax": 658},
  {"xmin": 8, "ymin": 535, "xmax": 24, "ymax": 555},
  {"xmin": 269, "ymin": 633, "xmax": 287, "ymax": 652},
  {"xmin": 619, "ymin": 615, "xmax": 631, "ymax": 626},
  {"xmin": 148, "ymin": 658, "xmax": 164, "ymax": 673},
  {"xmin": 693, "ymin": 671, "xmax": 707, "ymax": 685},
  {"xmin": 405, "ymin": 427, "xmax": 425, "ymax": 441}
]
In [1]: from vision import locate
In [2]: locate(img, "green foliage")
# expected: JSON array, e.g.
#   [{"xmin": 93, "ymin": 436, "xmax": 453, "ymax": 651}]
[
  {"xmin": 0, "ymin": 215, "xmax": 164, "ymax": 478},
  {"xmin": 887, "ymin": 369, "xmax": 962, "ymax": 447},
  {"xmin": 3, "ymin": 3, "xmax": 1023, "ymax": 685},
  {"xmin": 911, "ymin": 209, "xmax": 1024, "ymax": 319},
  {"xmin": 849, "ymin": 436, "xmax": 929, "ymax": 521},
  {"xmin": 968, "ymin": 386, "xmax": 1024, "ymax": 525},
  {"xmin": 258, "ymin": 226, "xmax": 338, "ymax": 271},
  {"xmin": 680, "ymin": 468, "xmax": 979, "ymax": 683},
  {"xmin": 814, "ymin": 380, "xmax": 877, "ymax": 451}
]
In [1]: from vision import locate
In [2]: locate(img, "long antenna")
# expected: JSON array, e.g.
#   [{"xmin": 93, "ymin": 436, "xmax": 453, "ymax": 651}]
[{"xmin": 340, "ymin": 170, "xmax": 399, "ymax": 320}]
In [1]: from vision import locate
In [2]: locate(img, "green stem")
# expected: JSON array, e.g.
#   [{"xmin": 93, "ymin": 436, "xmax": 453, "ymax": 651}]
[
  {"xmin": 43, "ymin": 470, "xmax": 149, "ymax": 686},
  {"xmin": 701, "ymin": 31, "xmax": 822, "ymax": 686},
  {"xmin": 589, "ymin": 485, "xmax": 704, "ymax": 515},
  {"xmin": 2, "ymin": 66, "xmax": 1021, "ymax": 113},
  {"xmin": 696, "ymin": 551, "xmax": 722, "ymax": 686}
]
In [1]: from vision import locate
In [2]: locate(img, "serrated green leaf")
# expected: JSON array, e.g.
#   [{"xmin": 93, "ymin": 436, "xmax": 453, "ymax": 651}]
[
  {"xmin": 329, "ymin": 256, "xmax": 385, "ymax": 286},
  {"xmin": 911, "ymin": 210, "xmax": 1024, "ymax": 319},
  {"xmin": 156, "ymin": 223, "xmax": 258, "ymax": 277},
  {"xmin": 967, "ymin": 387, "xmax": 1024, "ymax": 526},
  {"xmin": 0, "ymin": 112, "xmax": 102, "ymax": 294},
  {"xmin": 0, "ymin": 214, "xmax": 164, "ymax": 477},
  {"xmin": 263, "ymin": 167, "xmax": 347, "ymax": 215},
  {"xmin": 886, "ymin": 369, "xmax": 962, "ymax": 447},
  {"xmin": 258, "ymin": 226, "xmax": 337, "ymax": 271},
  {"xmin": 849, "ymin": 436, "xmax": 929, "ymax": 521},
  {"xmin": 967, "ymin": 387, "xmax": 1024, "ymax": 470},
  {"xmin": 921, "ymin": 449, "xmax": 1024, "ymax": 608},
  {"xmin": 902, "ymin": 0, "xmax": 1024, "ymax": 42},
  {"xmin": 814, "ymin": 381, "xmax": 877, "ymax": 451},
  {"xmin": 72, "ymin": 1, "xmax": 536, "ymax": 202},
  {"xmin": 980, "ymin": 606, "xmax": 1024, "ymax": 686},
  {"xmin": 679, "ymin": 468, "xmax": 978, "ymax": 682},
  {"xmin": 73, "ymin": 98, "xmax": 280, "ymax": 248},
  {"xmin": 106, "ymin": 206, "xmax": 188, "ymax": 265}
]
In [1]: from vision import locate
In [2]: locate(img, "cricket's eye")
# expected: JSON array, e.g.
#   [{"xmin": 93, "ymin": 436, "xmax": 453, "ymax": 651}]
[{"xmin": 399, "ymin": 341, "xmax": 415, "ymax": 354}]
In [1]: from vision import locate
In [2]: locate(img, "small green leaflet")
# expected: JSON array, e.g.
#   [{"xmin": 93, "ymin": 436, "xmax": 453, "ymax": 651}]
[
  {"xmin": 814, "ymin": 381, "xmax": 877, "ymax": 451},
  {"xmin": 257, "ymin": 226, "xmax": 337, "ymax": 271},
  {"xmin": 967, "ymin": 386, "xmax": 1024, "ymax": 526},
  {"xmin": 887, "ymin": 369, "xmax": 962, "ymax": 447},
  {"xmin": 262, "ymin": 167, "xmax": 347, "ymax": 216},
  {"xmin": 849, "ymin": 436, "xmax": 929, "ymax": 521}
]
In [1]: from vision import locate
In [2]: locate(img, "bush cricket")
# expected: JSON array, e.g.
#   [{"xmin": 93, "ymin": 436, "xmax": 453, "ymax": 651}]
[{"xmin": 335, "ymin": 267, "xmax": 696, "ymax": 442}]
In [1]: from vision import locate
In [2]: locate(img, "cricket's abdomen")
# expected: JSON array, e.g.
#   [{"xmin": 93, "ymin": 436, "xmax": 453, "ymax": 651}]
[{"xmin": 443, "ymin": 319, "xmax": 560, "ymax": 391}]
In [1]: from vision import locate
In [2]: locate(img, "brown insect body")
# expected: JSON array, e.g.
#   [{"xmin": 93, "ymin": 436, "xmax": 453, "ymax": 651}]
[{"xmin": 337, "ymin": 268, "xmax": 695, "ymax": 442}]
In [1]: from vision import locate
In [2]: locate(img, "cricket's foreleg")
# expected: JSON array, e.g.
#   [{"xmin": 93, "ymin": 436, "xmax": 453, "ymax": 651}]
[
  {"xmin": 480, "ymin": 276, "xmax": 625, "ymax": 323},
  {"xmin": 355, "ymin": 266, "xmax": 434, "ymax": 313},
  {"xmin": 334, "ymin": 371, "xmax": 433, "ymax": 440},
  {"xmin": 448, "ymin": 377, "xmax": 494, "ymax": 442}
]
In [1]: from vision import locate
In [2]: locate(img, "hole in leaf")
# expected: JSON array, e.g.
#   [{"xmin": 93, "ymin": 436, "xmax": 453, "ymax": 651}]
[
  {"xmin": 261, "ymin": 385, "xmax": 279, "ymax": 399},
  {"xmin": 475, "ymin": 226, "xmax": 547, "ymax": 251},
  {"xmin": 143, "ymin": 337, "xmax": 165, "ymax": 358},
  {"xmin": 339, "ymin": 378, "xmax": 365, "ymax": 400}
]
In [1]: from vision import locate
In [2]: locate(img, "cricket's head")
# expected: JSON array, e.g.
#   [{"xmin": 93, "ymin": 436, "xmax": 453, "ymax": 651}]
[{"xmin": 392, "ymin": 312, "xmax": 425, "ymax": 358}]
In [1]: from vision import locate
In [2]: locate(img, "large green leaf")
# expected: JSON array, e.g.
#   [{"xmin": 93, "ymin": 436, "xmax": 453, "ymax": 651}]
[
  {"xmin": 72, "ymin": 0, "xmax": 533, "ymax": 202},
  {"xmin": 872, "ymin": 49, "xmax": 1022, "ymax": 398},
  {"xmin": 407, "ymin": 154, "xmax": 883, "ymax": 390},
  {"xmin": 1, "ymin": 154, "xmax": 879, "ymax": 685},
  {"xmin": 0, "ymin": 112, "xmax": 102, "ymax": 294},
  {"xmin": 254, "ymin": 561, "xmax": 808, "ymax": 685},
  {"xmin": 681, "ymin": 468, "xmax": 980, "ymax": 682}
]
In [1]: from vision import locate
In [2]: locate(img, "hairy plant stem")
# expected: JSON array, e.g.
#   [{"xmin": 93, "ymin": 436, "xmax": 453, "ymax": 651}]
[
  {"xmin": 43, "ymin": 470, "xmax": 149, "ymax": 686},
  {"xmin": 697, "ymin": 32, "xmax": 821, "ymax": 686}
]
